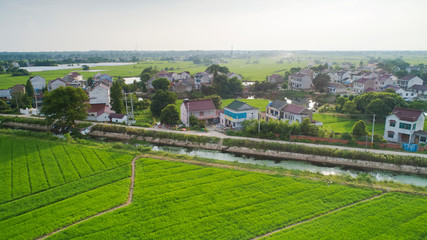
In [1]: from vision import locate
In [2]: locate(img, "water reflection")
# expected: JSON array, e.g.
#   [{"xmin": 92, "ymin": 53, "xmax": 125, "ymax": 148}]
[{"xmin": 151, "ymin": 145, "xmax": 427, "ymax": 187}]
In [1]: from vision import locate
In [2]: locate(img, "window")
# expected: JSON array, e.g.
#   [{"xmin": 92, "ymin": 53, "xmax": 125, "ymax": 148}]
[
  {"xmin": 199, "ymin": 111, "xmax": 204, "ymax": 117},
  {"xmin": 387, "ymin": 131, "xmax": 394, "ymax": 138},
  {"xmin": 413, "ymin": 124, "xmax": 417, "ymax": 130},
  {"xmin": 421, "ymin": 136, "xmax": 426, "ymax": 142},
  {"xmin": 399, "ymin": 123, "xmax": 411, "ymax": 130},
  {"xmin": 389, "ymin": 120, "xmax": 395, "ymax": 127}
]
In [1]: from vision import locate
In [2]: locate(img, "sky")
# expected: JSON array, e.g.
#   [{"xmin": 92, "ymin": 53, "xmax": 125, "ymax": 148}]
[{"xmin": 1, "ymin": 0, "xmax": 427, "ymax": 52}]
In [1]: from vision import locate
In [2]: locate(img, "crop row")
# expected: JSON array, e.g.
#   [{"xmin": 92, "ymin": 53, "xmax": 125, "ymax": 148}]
[
  {"xmin": 0, "ymin": 135, "xmax": 133, "ymax": 203},
  {"xmin": 48, "ymin": 158, "xmax": 378, "ymax": 240},
  {"xmin": 0, "ymin": 178, "xmax": 130, "ymax": 240},
  {"xmin": 0, "ymin": 165, "xmax": 130, "ymax": 221},
  {"xmin": 266, "ymin": 193, "xmax": 427, "ymax": 239}
]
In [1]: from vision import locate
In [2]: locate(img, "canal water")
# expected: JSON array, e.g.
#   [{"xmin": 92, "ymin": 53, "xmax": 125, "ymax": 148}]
[{"xmin": 150, "ymin": 144, "xmax": 427, "ymax": 187}]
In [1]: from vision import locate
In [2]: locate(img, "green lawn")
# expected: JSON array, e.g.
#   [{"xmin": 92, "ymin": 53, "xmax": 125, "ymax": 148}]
[
  {"xmin": 313, "ymin": 113, "xmax": 385, "ymax": 135},
  {"xmin": 47, "ymin": 158, "xmax": 378, "ymax": 240}
]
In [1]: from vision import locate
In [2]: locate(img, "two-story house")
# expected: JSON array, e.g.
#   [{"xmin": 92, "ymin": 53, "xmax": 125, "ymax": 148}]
[
  {"xmin": 48, "ymin": 78, "xmax": 67, "ymax": 91},
  {"xmin": 289, "ymin": 73, "xmax": 313, "ymax": 90},
  {"xmin": 221, "ymin": 100, "xmax": 258, "ymax": 130},
  {"xmin": 180, "ymin": 99, "xmax": 218, "ymax": 126},
  {"xmin": 265, "ymin": 100, "xmax": 313, "ymax": 124},
  {"xmin": 267, "ymin": 74, "xmax": 284, "ymax": 88},
  {"xmin": 353, "ymin": 78, "xmax": 374, "ymax": 93},
  {"xmin": 397, "ymin": 75, "xmax": 423, "ymax": 90},
  {"xmin": 328, "ymin": 82, "xmax": 347, "ymax": 94},
  {"xmin": 89, "ymin": 84, "xmax": 110, "ymax": 106},
  {"xmin": 29, "ymin": 75, "xmax": 46, "ymax": 91},
  {"xmin": 384, "ymin": 107, "xmax": 425, "ymax": 143}
]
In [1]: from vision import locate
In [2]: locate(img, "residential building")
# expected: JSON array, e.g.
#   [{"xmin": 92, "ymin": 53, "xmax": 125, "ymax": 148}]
[
  {"xmin": 337, "ymin": 71, "xmax": 351, "ymax": 83},
  {"xmin": 194, "ymin": 72, "xmax": 212, "ymax": 86},
  {"xmin": 94, "ymin": 73, "xmax": 113, "ymax": 83},
  {"xmin": 48, "ymin": 78, "xmax": 67, "ymax": 91},
  {"xmin": 289, "ymin": 72, "xmax": 313, "ymax": 90},
  {"xmin": 10, "ymin": 84, "xmax": 26, "ymax": 94},
  {"xmin": 0, "ymin": 89, "xmax": 11, "ymax": 100},
  {"xmin": 64, "ymin": 72, "xmax": 83, "ymax": 81},
  {"xmin": 172, "ymin": 78, "xmax": 194, "ymax": 94},
  {"xmin": 396, "ymin": 88, "xmax": 417, "ymax": 101},
  {"xmin": 221, "ymin": 100, "xmax": 258, "ymax": 130},
  {"xmin": 180, "ymin": 99, "xmax": 218, "ymax": 126},
  {"xmin": 266, "ymin": 100, "xmax": 313, "ymax": 124},
  {"xmin": 374, "ymin": 75, "xmax": 396, "ymax": 90},
  {"xmin": 328, "ymin": 82, "xmax": 347, "ymax": 94},
  {"xmin": 384, "ymin": 107, "xmax": 425, "ymax": 143},
  {"xmin": 353, "ymin": 78, "xmax": 374, "ymax": 93},
  {"xmin": 29, "ymin": 75, "xmax": 46, "ymax": 91},
  {"xmin": 406, "ymin": 65, "xmax": 421, "ymax": 73},
  {"xmin": 410, "ymin": 84, "xmax": 427, "ymax": 97},
  {"xmin": 87, "ymin": 103, "xmax": 114, "ymax": 122},
  {"xmin": 109, "ymin": 113, "xmax": 128, "ymax": 123},
  {"xmin": 226, "ymin": 72, "xmax": 242, "ymax": 80},
  {"xmin": 89, "ymin": 84, "xmax": 110, "ymax": 106},
  {"xmin": 267, "ymin": 74, "xmax": 284, "ymax": 87},
  {"xmin": 397, "ymin": 75, "xmax": 423, "ymax": 90}
]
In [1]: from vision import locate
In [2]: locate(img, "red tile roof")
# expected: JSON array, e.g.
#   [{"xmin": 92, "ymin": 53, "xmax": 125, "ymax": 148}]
[
  {"xmin": 356, "ymin": 77, "xmax": 371, "ymax": 84},
  {"xmin": 283, "ymin": 104, "xmax": 306, "ymax": 114},
  {"xmin": 392, "ymin": 107, "xmax": 423, "ymax": 122},
  {"xmin": 109, "ymin": 113, "xmax": 126, "ymax": 119},
  {"xmin": 88, "ymin": 104, "xmax": 114, "ymax": 116},
  {"xmin": 183, "ymin": 99, "xmax": 216, "ymax": 112}
]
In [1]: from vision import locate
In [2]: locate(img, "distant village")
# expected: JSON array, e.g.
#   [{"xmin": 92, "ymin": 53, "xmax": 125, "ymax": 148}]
[{"xmin": 1, "ymin": 60, "xmax": 427, "ymax": 147}]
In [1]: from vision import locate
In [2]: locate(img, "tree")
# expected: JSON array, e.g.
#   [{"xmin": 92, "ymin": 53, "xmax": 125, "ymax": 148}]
[
  {"xmin": 352, "ymin": 120, "xmax": 368, "ymax": 137},
  {"xmin": 208, "ymin": 95, "xmax": 222, "ymax": 109},
  {"xmin": 25, "ymin": 78, "xmax": 35, "ymax": 99},
  {"xmin": 150, "ymin": 90, "xmax": 177, "ymax": 117},
  {"xmin": 383, "ymin": 88, "xmax": 396, "ymax": 93},
  {"xmin": 160, "ymin": 104, "xmax": 180, "ymax": 126},
  {"xmin": 41, "ymin": 87, "xmax": 89, "ymax": 131},
  {"xmin": 0, "ymin": 99, "xmax": 10, "ymax": 112},
  {"xmin": 205, "ymin": 64, "xmax": 230, "ymax": 74},
  {"xmin": 110, "ymin": 81, "xmax": 125, "ymax": 114},
  {"xmin": 11, "ymin": 91, "xmax": 31, "ymax": 110},
  {"xmin": 366, "ymin": 99, "xmax": 390, "ymax": 118},
  {"xmin": 152, "ymin": 78, "xmax": 170, "ymax": 91},
  {"xmin": 342, "ymin": 100, "xmax": 358, "ymax": 114},
  {"xmin": 82, "ymin": 65, "xmax": 89, "ymax": 70},
  {"xmin": 140, "ymin": 73, "xmax": 151, "ymax": 82},
  {"xmin": 312, "ymin": 74, "xmax": 330, "ymax": 93},
  {"xmin": 87, "ymin": 77, "xmax": 94, "ymax": 87}
]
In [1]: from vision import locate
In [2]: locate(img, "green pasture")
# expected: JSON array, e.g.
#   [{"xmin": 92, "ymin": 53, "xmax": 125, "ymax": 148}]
[{"xmin": 313, "ymin": 113, "xmax": 385, "ymax": 135}]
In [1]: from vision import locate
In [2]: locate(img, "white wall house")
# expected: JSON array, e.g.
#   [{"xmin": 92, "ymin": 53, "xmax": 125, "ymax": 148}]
[
  {"xmin": 328, "ymin": 83, "xmax": 347, "ymax": 94},
  {"xmin": 265, "ymin": 100, "xmax": 312, "ymax": 124},
  {"xmin": 109, "ymin": 113, "xmax": 128, "ymax": 123},
  {"xmin": 289, "ymin": 73, "xmax": 312, "ymax": 90},
  {"xmin": 397, "ymin": 75, "xmax": 423, "ymax": 90},
  {"xmin": 48, "ymin": 78, "xmax": 66, "ymax": 91},
  {"xmin": 180, "ymin": 99, "xmax": 218, "ymax": 127},
  {"xmin": 353, "ymin": 78, "xmax": 374, "ymax": 93},
  {"xmin": 396, "ymin": 88, "xmax": 417, "ymax": 101},
  {"xmin": 89, "ymin": 84, "xmax": 110, "ymax": 106},
  {"xmin": 384, "ymin": 107, "xmax": 425, "ymax": 143},
  {"xmin": 30, "ymin": 75, "xmax": 46, "ymax": 91},
  {"xmin": 87, "ymin": 103, "xmax": 114, "ymax": 122},
  {"xmin": 221, "ymin": 100, "xmax": 258, "ymax": 130}
]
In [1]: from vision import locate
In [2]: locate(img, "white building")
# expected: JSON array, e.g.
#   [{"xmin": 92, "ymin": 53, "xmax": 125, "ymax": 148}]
[
  {"xmin": 180, "ymin": 99, "xmax": 218, "ymax": 127},
  {"xmin": 328, "ymin": 82, "xmax": 347, "ymax": 94},
  {"xmin": 89, "ymin": 84, "xmax": 110, "ymax": 106},
  {"xmin": 384, "ymin": 107, "xmax": 425, "ymax": 143},
  {"xmin": 29, "ymin": 75, "xmax": 46, "ymax": 91},
  {"xmin": 47, "ymin": 78, "xmax": 67, "ymax": 91},
  {"xmin": 109, "ymin": 113, "xmax": 128, "ymax": 123},
  {"xmin": 289, "ymin": 73, "xmax": 313, "ymax": 90},
  {"xmin": 220, "ymin": 100, "xmax": 258, "ymax": 130},
  {"xmin": 397, "ymin": 75, "xmax": 423, "ymax": 90},
  {"xmin": 266, "ymin": 100, "xmax": 313, "ymax": 124},
  {"xmin": 396, "ymin": 88, "xmax": 417, "ymax": 101},
  {"xmin": 87, "ymin": 103, "xmax": 114, "ymax": 122}
]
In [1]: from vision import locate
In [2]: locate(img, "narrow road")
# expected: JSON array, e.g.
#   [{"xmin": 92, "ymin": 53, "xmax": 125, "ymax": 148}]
[
  {"xmin": 37, "ymin": 155, "xmax": 139, "ymax": 240},
  {"xmin": 2, "ymin": 113, "xmax": 426, "ymax": 158},
  {"xmin": 251, "ymin": 192, "xmax": 386, "ymax": 240}
]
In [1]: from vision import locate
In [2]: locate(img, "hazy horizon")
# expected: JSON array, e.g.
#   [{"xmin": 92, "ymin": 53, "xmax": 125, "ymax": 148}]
[{"xmin": 1, "ymin": 0, "xmax": 427, "ymax": 52}]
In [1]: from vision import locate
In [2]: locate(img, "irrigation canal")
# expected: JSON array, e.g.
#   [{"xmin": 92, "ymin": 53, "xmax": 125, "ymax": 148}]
[{"xmin": 149, "ymin": 144, "xmax": 427, "ymax": 187}]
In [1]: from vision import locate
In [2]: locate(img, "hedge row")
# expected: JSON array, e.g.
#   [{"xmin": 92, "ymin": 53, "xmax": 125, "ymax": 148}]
[
  {"xmin": 92, "ymin": 124, "xmax": 220, "ymax": 144},
  {"xmin": 0, "ymin": 116, "xmax": 50, "ymax": 126},
  {"xmin": 223, "ymin": 138, "xmax": 427, "ymax": 168}
]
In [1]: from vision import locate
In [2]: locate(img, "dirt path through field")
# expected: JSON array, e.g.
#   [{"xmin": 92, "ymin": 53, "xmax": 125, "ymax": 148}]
[
  {"xmin": 251, "ymin": 192, "xmax": 386, "ymax": 240},
  {"xmin": 37, "ymin": 155, "xmax": 139, "ymax": 240}
]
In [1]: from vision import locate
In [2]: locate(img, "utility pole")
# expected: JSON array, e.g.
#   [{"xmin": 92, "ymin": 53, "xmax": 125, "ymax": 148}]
[
  {"xmin": 371, "ymin": 114, "xmax": 375, "ymax": 148},
  {"xmin": 258, "ymin": 108, "xmax": 261, "ymax": 134},
  {"xmin": 34, "ymin": 94, "xmax": 38, "ymax": 116},
  {"xmin": 130, "ymin": 93, "xmax": 134, "ymax": 123},
  {"xmin": 187, "ymin": 101, "xmax": 190, "ymax": 128}
]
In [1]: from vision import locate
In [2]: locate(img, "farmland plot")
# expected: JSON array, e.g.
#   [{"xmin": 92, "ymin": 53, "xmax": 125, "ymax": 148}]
[
  {"xmin": 48, "ymin": 158, "xmax": 379, "ymax": 240},
  {"xmin": 266, "ymin": 193, "xmax": 427, "ymax": 239},
  {"xmin": 0, "ymin": 135, "xmax": 133, "ymax": 204}
]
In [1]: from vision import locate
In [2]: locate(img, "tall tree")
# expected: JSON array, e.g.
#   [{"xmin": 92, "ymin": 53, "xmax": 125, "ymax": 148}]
[
  {"xmin": 41, "ymin": 87, "xmax": 89, "ymax": 131},
  {"xmin": 205, "ymin": 64, "xmax": 230, "ymax": 74},
  {"xmin": 150, "ymin": 90, "xmax": 177, "ymax": 117},
  {"xmin": 352, "ymin": 120, "xmax": 368, "ymax": 137},
  {"xmin": 312, "ymin": 74, "xmax": 330, "ymax": 93},
  {"xmin": 0, "ymin": 99, "xmax": 10, "ymax": 112},
  {"xmin": 160, "ymin": 104, "xmax": 180, "ymax": 126},
  {"xmin": 110, "ymin": 81, "xmax": 125, "ymax": 114},
  {"xmin": 152, "ymin": 78, "xmax": 170, "ymax": 91},
  {"xmin": 25, "ymin": 78, "xmax": 35, "ymax": 99}
]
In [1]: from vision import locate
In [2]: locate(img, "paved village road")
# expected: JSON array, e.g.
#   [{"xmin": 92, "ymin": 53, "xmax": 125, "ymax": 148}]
[{"xmin": 2, "ymin": 114, "xmax": 426, "ymax": 158}]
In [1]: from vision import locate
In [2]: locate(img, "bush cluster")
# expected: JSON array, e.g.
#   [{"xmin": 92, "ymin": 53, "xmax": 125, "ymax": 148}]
[{"xmin": 0, "ymin": 116, "xmax": 50, "ymax": 126}]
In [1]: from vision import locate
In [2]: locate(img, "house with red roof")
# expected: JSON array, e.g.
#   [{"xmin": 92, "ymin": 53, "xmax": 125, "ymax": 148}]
[
  {"xmin": 384, "ymin": 107, "xmax": 425, "ymax": 143},
  {"xmin": 87, "ymin": 103, "xmax": 114, "ymax": 122},
  {"xmin": 180, "ymin": 99, "xmax": 218, "ymax": 126}
]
